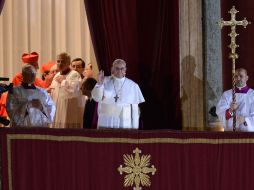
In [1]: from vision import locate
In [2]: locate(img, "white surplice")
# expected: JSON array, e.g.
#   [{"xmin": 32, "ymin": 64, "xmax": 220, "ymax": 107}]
[
  {"xmin": 50, "ymin": 70, "xmax": 84, "ymax": 128},
  {"xmin": 216, "ymin": 88, "xmax": 254, "ymax": 131},
  {"xmin": 6, "ymin": 86, "xmax": 56, "ymax": 127},
  {"xmin": 92, "ymin": 76, "xmax": 145, "ymax": 129}
]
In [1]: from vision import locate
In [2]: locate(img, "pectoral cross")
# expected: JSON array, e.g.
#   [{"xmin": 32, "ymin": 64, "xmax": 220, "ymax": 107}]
[
  {"xmin": 114, "ymin": 94, "xmax": 119, "ymax": 103},
  {"xmin": 218, "ymin": 6, "xmax": 250, "ymax": 131}
]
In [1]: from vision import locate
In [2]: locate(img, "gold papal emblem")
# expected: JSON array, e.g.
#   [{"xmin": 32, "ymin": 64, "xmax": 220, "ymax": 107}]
[{"xmin": 117, "ymin": 147, "xmax": 157, "ymax": 190}]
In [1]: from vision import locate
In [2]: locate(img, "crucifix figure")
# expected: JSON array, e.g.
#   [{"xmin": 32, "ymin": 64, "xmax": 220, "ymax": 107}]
[
  {"xmin": 218, "ymin": 6, "xmax": 250, "ymax": 131},
  {"xmin": 114, "ymin": 94, "xmax": 119, "ymax": 103}
]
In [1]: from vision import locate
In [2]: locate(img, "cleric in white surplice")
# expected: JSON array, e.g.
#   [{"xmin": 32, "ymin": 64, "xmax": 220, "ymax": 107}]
[
  {"xmin": 92, "ymin": 59, "xmax": 145, "ymax": 129},
  {"xmin": 6, "ymin": 65, "xmax": 56, "ymax": 127},
  {"xmin": 216, "ymin": 68, "xmax": 254, "ymax": 131}
]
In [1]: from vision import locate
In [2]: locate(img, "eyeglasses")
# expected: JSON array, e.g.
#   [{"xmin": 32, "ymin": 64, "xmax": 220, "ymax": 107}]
[{"xmin": 115, "ymin": 67, "xmax": 126, "ymax": 71}]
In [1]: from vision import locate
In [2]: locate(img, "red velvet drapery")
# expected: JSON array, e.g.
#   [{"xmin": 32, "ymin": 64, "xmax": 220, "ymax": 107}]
[
  {"xmin": 0, "ymin": 0, "xmax": 4, "ymax": 14},
  {"xmin": 2, "ymin": 128, "xmax": 254, "ymax": 190},
  {"xmin": 84, "ymin": 0, "xmax": 181, "ymax": 129},
  {"xmin": 221, "ymin": 2, "xmax": 254, "ymax": 90}
]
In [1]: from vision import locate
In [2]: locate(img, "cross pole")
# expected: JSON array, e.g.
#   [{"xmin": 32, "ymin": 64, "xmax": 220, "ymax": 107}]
[{"xmin": 218, "ymin": 6, "xmax": 250, "ymax": 131}]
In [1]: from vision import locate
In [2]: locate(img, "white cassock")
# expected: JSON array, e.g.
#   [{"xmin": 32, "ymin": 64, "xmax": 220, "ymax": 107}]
[
  {"xmin": 216, "ymin": 88, "xmax": 254, "ymax": 131},
  {"xmin": 6, "ymin": 85, "xmax": 56, "ymax": 127},
  {"xmin": 50, "ymin": 70, "xmax": 84, "ymax": 128},
  {"xmin": 92, "ymin": 76, "xmax": 145, "ymax": 129}
]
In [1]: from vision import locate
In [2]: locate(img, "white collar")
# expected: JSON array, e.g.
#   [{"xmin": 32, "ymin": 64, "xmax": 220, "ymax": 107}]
[
  {"xmin": 237, "ymin": 85, "xmax": 247, "ymax": 90},
  {"xmin": 112, "ymin": 76, "xmax": 125, "ymax": 82}
]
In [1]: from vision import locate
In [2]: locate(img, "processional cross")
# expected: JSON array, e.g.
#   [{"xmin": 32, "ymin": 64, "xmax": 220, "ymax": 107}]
[{"xmin": 218, "ymin": 6, "xmax": 250, "ymax": 131}]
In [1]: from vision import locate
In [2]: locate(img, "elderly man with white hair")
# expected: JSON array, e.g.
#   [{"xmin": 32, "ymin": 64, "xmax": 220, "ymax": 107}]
[
  {"xmin": 92, "ymin": 59, "xmax": 145, "ymax": 129},
  {"xmin": 6, "ymin": 65, "xmax": 56, "ymax": 127}
]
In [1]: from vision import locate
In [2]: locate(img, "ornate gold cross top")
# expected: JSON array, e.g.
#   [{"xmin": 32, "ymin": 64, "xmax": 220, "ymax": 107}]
[
  {"xmin": 218, "ymin": 6, "xmax": 251, "ymax": 131},
  {"xmin": 219, "ymin": 6, "xmax": 250, "ymax": 61}
]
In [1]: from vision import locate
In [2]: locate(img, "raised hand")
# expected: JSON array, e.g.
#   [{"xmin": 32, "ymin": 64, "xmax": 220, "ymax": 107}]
[{"xmin": 97, "ymin": 70, "xmax": 105, "ymax": 85}]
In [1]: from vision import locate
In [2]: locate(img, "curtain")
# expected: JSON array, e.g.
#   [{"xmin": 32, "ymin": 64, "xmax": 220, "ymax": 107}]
[
  {"xmin": 0, "ymin": 0, "xmax": 4, "ymax": 14},
  {"xmin": 85, "ymin": 0, "xmax": 181, "ymax": 129},
  {"xmin": 2, "ymin": 128, "xmax": 254, "ymax": 190},
  {"xmin": 221, "ymin": 1, "xmax": 254, "ymax": 90},
  {"xmin": 0, "ymin": 0, "xmax": 96, "ymax": 79},
  {"xmin": 84, "ymin": 0, "xmax": 139, "ymax": 79}
]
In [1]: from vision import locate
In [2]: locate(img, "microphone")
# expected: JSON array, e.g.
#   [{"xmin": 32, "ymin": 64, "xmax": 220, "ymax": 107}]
[
  {"xmin": 0, "ymin": 117, "xmax": 10, "ymax": 126},
  {"xmin": 0, "ymin": 77, "xmax": 9, "ymax": 81}
]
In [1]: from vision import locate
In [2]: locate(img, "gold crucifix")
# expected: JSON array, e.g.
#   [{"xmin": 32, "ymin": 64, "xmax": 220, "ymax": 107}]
[{"xmin": 218, "ymin": 6, "xmax": 250, "ymax": 131}]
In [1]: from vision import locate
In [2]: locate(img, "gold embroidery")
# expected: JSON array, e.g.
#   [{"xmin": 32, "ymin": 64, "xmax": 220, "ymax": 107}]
[
  {"xmin": 7, "ymin": 134, "xmax": 254, "ymax": 144},
  {"xmin": 6, "ymin": 133, "xmax": 254, "ymax": 190},
  {"xmin": 118, "ymin": 148, "xmax": 156, "ymax": 190},
  {"xmin": 7, "ymin": 136, "xmax": 13, "ymax": 190}
]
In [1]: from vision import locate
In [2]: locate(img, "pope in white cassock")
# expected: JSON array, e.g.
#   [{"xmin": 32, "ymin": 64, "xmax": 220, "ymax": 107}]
[
  {"xmin": 6, "ymin": 65, "xmax": 56, "ymax": 127},
  {"xmin": 216, "ymin": 68, "xmax": 254, "ymax": 131},
  {"xmin": 92, "ymin": 59, "xmax": 145, "ymax": 129}
]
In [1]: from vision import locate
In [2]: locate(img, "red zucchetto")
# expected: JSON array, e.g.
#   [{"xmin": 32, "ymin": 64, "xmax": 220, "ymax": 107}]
[
  {"xmin": 22, "ymin": 52, "xmax": 39, "ymax": 63},
  {"xmin": 41, "ymin": 61, "xmax": 55, "ymax": 74}
]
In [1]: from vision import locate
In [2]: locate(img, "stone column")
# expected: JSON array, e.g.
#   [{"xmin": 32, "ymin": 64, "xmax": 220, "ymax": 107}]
[
  {"xmin": 180, "ymin": 0, "xmax": 204, "ymax": 130},
  {"xmin": 202, "ymin": 0, "xmax": 223, "ymax": 127},
  {"xmin": 180, "ymin": 0, "xmax": 222, "ymax": 130}
]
